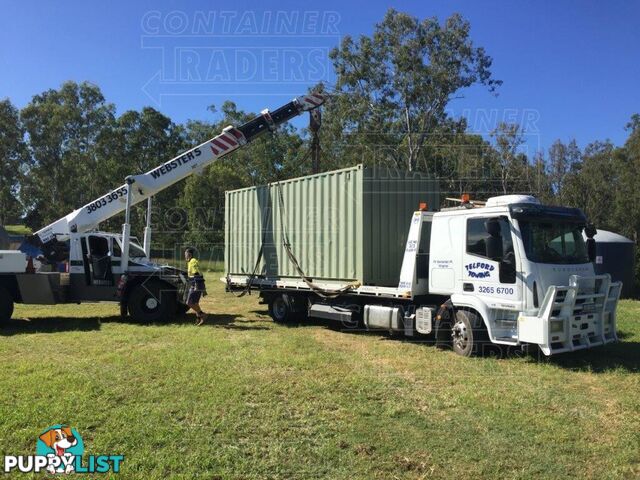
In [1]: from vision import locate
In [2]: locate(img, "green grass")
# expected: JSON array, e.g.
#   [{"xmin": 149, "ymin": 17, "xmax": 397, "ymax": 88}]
[
  {"xmin": 2, "ymin": 224, "xmax": 31, "ymax": 235},
  {"xmin": 1, "ymin": 272, "xmax": 639, "ymax": 479}
]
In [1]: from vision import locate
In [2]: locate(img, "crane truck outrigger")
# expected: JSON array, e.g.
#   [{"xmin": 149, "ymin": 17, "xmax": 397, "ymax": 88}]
[{"xmin": 0, "ymin": 93, "xmax": 326, "ymax": 323}]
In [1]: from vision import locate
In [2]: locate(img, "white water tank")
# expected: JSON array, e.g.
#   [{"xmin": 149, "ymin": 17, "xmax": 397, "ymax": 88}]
[{"xmin": 582, "ymin": 230, "xmax": 635, "ymax": 298}]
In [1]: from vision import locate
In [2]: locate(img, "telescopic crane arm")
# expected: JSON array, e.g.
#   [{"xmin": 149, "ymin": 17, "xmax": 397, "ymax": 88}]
[{"xmin": 33, "ymin": 93, "xmax": 326, "ymax": 246}]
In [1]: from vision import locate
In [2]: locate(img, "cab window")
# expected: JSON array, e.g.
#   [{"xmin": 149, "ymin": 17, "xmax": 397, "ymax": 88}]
[
  {"xmin": 466, "ymin": 216, "xmax": 514, "ymax": 262},
  {"xmin": 88, "ymin": 236, "xmax": 109, "ymax": 257}
]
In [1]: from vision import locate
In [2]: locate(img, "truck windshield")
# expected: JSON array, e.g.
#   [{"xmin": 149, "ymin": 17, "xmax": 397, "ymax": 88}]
[
  {"xmin": 128, "ymin": 238, "xmax": 147, "ymax": 258},
  {"xmin": 519, "ymin": 221, "xmax": 589, "ymax": 264},
  {"xmin": 114, "ymin": 237, "xmax": 147, "ymax": 259}
]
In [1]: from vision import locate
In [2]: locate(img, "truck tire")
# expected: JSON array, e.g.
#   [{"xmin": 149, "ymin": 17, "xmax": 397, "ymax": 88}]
[
  {"xmin": 268, "ymin": 294, "xmax": 294, "ymax": 323},
  {"xmin": 127, "ymin": 280, "xmax": 176, "ymax": 323},
  {"xmin": 451, "ymin": 309, "xmax": 488, "ymax": 357},
  {"xmin": 0, "ymin": 287, "xmax": 14, "ymax": 322}
]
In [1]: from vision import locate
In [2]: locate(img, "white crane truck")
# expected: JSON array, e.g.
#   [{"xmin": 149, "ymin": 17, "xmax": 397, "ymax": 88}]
[
  {"xmin": 0, "ymin": 93, "xmax": 326, "ymax": 323},
  {"xmin": 226, "ymin": 194, "xmax": 622, "ymax": 356}
]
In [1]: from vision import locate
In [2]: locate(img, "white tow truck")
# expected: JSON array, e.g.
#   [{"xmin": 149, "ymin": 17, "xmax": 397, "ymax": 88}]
[
  {"xmin": 228, "ymin": 194, "xmax": 621, "ymax": 356},
  {"xmin": 0, "ymin": 93, "xmax": 326, "ymax": 323}
]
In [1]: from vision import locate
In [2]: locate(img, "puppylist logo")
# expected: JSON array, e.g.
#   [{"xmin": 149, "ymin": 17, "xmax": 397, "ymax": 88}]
[{"xmin": 3, "ymin": 424, "xmax": 124, "ymax": 474}]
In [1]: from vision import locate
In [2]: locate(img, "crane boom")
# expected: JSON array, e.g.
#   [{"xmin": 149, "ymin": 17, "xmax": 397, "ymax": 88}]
[{"xmin": 34, "ymin": 93, "xmax": 325, "ymax": 245}]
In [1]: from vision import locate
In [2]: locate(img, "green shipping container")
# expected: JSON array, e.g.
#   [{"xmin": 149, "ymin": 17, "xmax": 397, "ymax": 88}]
[{"xmin": 225, "ymin": 164, "xmax": 439, "ymax": 287}]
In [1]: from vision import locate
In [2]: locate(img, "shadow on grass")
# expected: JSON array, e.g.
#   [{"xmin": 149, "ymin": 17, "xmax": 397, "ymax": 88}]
[
  {"xmin": 2, "ymin": 313, "xmax": 271, "ymax": 336},
  {"xmin": 542, "ymin": 337, "xmax": 640, "ymax": 373},
  {"xmin": 179, "ymin": 312, "xmax": 272, "ymax": 331},
  {"xmin": 0, "ymin": 316, "xmax": 103, "ymax": 336},
  {"xmin": 381, "ymin": 330, "xmax": 640, "ymax": 373},
  {"xmin": 276, "ymin": 317, "xmax": 640, "ymax": 373},
  {"xmin": 101, "ymin": 313, "xmax": 271, "ymax": 331}
]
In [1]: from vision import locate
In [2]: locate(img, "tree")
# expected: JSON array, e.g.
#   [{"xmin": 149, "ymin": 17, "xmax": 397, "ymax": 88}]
[
  {"xmin": 325, "ymin": 9, "xmax": 501, "ymax": 171},
  {"xmin": 547, "ymin": 139, "xmax": 581, "ymax": 203},
  {"xmin": 203, "ymin": 101, "xmax": 306, "ymax": 184},
  {"xmin": 20, "ymin": 81, "xmax": 115, "ymax": 229},
  {"xmin": 0, "ymin": 99, "xmax": 28, "ymax": 224},
  {"xmin": 489, "ymin": 122, "xmax": 529, "ymax": 194},
  {"xmin": 95, "ymin": 106, "xmax": 188, "ymax": 247},
  {"xmin": 101, "ymin": 107, "xmax": 186, "ymax": 180},
  {"xmin": 620, "ymin": 114, "xmax": 640, "ymax": 287},
  {"xmin": 529, "ymin": 151, "xmax": 553, "ymax": 203},
  {"xmin": 427, "ymin": 127, "xmax": 497, "ymax": 201},
  {"xmin": 177, "ymin": 102, "xmax": 306, "ymax": 256},
  {"xmin": 626, "ymin": 113, "xmax": 640, "ymax": 134},
  {"xmin": 180, "ymin": 162, "xmax": 247, "ymax": 262},
  {"xmin": 562, "ymin": 141, "xmax": 617, "ymax": 224}
]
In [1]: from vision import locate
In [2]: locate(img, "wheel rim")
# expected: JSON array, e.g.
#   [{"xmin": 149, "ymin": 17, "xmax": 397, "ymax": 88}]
[
  {"xmin": 273, "ymin": 297, "xmax": 287, "ymax": 320},
  {"xmin": 452, "ymin": 319, "xmax": 469, "ymax": 351},
  {"xmin": 142, "ymin": 296, "xmax": 160, "ymax": 313},
  {"xmin": 145, "ymin": 297, "xmax": 159, "ymax": 310}
]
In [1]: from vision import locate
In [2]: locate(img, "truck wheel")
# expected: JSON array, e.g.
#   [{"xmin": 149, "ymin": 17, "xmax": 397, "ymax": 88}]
[
  {"xmin": 451, "ymin": 309, "xmax": 488, "ymax": 357},
  {"xmin": 127, "ymin": 281, "xmax": 176, "ymax": 323},
  {"xmin": 268, "ymin": 294, "xmax": 293, "ymax": 323},
  {"xmin": 0, "ymin": 287, "xmax": 14, "ymax": 322}
]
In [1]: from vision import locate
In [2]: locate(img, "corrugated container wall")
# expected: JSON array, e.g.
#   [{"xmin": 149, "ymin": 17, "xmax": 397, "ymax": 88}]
[{"xmin": 225, "ymin": 165, "xmax": 439, "ymax": 287}]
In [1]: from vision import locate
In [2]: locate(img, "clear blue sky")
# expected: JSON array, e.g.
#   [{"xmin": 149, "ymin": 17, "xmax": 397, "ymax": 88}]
[{"xmin": 1, "ymin": 0, "xmax": 638, "ymax": 154}]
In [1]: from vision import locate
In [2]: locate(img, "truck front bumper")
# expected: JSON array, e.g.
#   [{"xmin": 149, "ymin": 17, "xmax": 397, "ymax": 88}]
[{"xmin": 517, "ymin": 274, "xmax": 621, "ymax": 355}]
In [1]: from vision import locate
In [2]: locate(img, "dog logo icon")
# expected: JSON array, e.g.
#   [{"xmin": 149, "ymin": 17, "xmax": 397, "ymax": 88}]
[{"xmin": 36, "ymin": 424, "xmax": 84, "ymax": 474}]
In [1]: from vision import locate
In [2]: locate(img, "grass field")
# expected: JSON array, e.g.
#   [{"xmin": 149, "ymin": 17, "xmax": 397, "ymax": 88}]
[
  {"xmin": 1, "ymin": 272, "xmax": 638, "ymax": 479},
  {"xmin": 2, "ymin": 225, "xmax": 31, "ymax": 235}
]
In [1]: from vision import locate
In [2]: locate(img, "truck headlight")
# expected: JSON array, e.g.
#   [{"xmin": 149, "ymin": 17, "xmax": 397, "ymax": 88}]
[{"xmin": 550, "ymin": 319, "xmax": 564, "ymax": 333}]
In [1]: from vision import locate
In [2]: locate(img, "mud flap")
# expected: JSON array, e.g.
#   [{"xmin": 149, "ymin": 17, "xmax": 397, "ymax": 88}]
[{"xmin": 434, "ymin": 300, "xmax": 453, "ymax": 347}]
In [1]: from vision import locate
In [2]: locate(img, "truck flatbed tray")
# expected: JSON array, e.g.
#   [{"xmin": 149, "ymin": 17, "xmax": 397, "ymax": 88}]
[{"xmin": 224, "ymin": 275, "xmax": 412, "ymax": 299}]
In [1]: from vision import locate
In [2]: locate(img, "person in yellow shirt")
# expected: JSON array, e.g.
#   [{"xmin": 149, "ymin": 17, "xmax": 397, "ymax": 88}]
[{"xmin": 184, "ymin": 247, "xmax": 207, "ymax": 325}]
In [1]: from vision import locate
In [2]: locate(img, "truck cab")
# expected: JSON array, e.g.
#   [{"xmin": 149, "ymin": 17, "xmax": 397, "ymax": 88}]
[
  {"xmin": 65, "ymin": 232, "xmax": 163, "ymax": 301},
  {"xmin": 428, "ymin": 195, "xmax": 621, "ymax": 355},
  {"xmin": 0, "ymin": 231, "xmax": 187, "ymax": 323}
]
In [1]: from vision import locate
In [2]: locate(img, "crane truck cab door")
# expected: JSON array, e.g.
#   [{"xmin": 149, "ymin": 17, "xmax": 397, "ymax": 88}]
[{"xmin": 83, "ymin": 235, "xmax": 114, "ymax": 286}]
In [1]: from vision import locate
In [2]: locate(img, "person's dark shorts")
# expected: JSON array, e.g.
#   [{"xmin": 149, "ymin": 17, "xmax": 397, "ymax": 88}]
[
  {"xmin": 186, "ymin": 287, "xmax": 202, "ymax": 304},
  {"xmin": 186, "ymin": 275, "xmax": 205, "ymax": 304}
]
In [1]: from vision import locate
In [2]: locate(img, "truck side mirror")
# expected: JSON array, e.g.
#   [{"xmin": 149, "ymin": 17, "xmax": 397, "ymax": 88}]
[
  {"xmin": 484, "ymin": 219, "xmax": 503, "ymax": 261},
  {"xmin": 498, "ymin": 251, "xmax": 516, "ymax": 283},
  {"xmin": 584, "ymin": 224, "xmax": 597, "ymax": 239},
  {"xmin": 586, "ymin": 238, "xmax": 596, "ymax": 262},
  {"xmin": 584, "ymin": 223, "xmax": 596, "ymax": 262}
]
